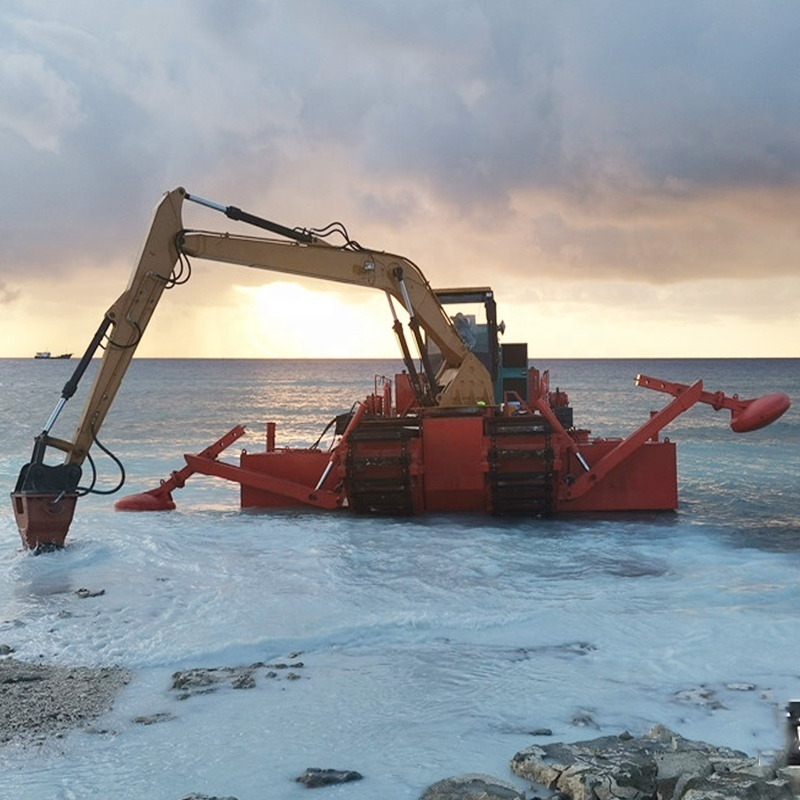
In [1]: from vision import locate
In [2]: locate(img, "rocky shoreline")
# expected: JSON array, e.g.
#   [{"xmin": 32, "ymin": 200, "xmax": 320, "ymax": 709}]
[
  {"xmin": 2, "ymin": 656, "xmax": 798, "ymax": 799},
  {"xmin": 510, "ymin": 725, "xmax": 800, "ymax": 800},
  {"xmin": 0, "ymin": 657, "xmax": 131, "ymax": 746}
]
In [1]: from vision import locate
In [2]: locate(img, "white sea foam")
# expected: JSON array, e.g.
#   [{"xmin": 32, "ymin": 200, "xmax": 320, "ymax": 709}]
[{"xmin": 1, "ymin": 358, "xmax": 798, "ymax": 799}]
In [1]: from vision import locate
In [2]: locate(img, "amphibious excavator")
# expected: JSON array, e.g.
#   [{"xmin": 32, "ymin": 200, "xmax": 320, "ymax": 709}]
[{"xmin": 11, "ymin": 188, "xmax": 791, "ymax": 550}]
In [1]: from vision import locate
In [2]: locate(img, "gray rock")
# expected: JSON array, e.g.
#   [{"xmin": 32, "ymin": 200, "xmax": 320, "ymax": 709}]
[
  {"xmin": 571, "ymin": 712, "xmax": 600, "ymax": 729},
  {"xmin": 178, "ymin": 795, "xmax": 238, "ymax": 800},
  {"xmin": 171, "ymin": 665, "xmax": 260, "ymax": 699},
  {"xmin": 510, "ymin": 725, "xmax": 793, "ymax": 800},
  {"xmin": 777, "ymin": 767, "xmax": 800, "ymax": 795},
  {"xmin": 653, "ymin": 748, "xmax": 712, "ymax": 800},
  {"xmin": 672, "ymin": 685, "xmax": 726, "ymax": 710},
  {"xmin": 132, "ymin": 712, "xmax": 175, "ymax": 725},
  {"xmin": 74, "ymin": 587, "xmax": 106, "ymax": 598},
  {"xmin": 171, "ymin": 658, "xmax": 305, "ymax": 699},
  {"xmin": 681, "ymin": 771, "xmax": 793, "ymax": 800},
  {"xmin": 420, "ymin": 773, "xmax": 525, "ymax": 799},
  {"xmin": 295, "ymin": 768, "xmax": 363, "ymax": 788}
]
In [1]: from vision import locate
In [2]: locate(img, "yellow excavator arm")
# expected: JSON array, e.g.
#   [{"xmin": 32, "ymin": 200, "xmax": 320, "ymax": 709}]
[
  {"xmin": 64, "ymin": 188, "xmax": 186, "ymax": 464},
  {"xmin": 32, "ymin": 187, "xmax": 495, "ymax": 473}
]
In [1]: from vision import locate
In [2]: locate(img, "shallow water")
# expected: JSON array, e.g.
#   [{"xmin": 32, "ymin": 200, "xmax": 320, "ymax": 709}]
[{"xmin": 1, "ymin": 358, "xmax": 798, "ymax": 799}]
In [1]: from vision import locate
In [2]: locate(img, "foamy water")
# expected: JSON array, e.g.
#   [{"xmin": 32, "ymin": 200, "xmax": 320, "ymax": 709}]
[{"xmin": 1, "ymin": 358, "xmax": 798, "ymax": 799}]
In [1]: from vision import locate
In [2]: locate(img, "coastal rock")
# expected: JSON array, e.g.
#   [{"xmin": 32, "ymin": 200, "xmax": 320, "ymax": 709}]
[
  {"xmin": 777, "ymin": 767, "xmax": 800, "ymax": 795},
  {"xmin": 420, "ymin": 773, "xmax": 525, "ymax": 799},
  {"xmin": 132, "ymin": 712, "xmax": 176, "ymax": 725},
  {"xmin": 170, "ymin": 665, "xmax": 262, "ymax": 699},
  {"xmin": 171, "ymin": 658, "xmax": 306, "ymax": 699},
  {"xmin": 680, "ymin": 771, "xmax": 792, "ymax": 800},
  {"xmin": 510, "ymin": 725, "xmax": 794, "ymax": 800},
  {"xmin": 673, "ymin": 685, "xmax": 726, "ymax": 710},
  {"xmin": 295, "ymin": 768, "xmax": 363, "ymax": 788},
  {"xmin": 74, "ymin": 587, "xmax": 106, "ymax": 599},
  {"xmin": 178, "ymin": 794, "xmax": 238, "ymax": 800}
]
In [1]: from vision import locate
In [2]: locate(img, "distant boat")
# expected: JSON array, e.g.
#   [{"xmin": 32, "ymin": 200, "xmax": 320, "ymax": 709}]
[{"xmin": 34, "ymin": 352, "xmax": 72, "ymax": 359}]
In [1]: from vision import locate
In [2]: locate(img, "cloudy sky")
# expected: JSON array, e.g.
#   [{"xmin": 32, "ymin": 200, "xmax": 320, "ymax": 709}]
[{"xmin": 1, "ymin": 0, "xmax": 799, "ymax": 358}]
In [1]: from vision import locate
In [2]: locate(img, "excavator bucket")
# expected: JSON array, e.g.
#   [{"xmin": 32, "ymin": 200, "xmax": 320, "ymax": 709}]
[
  {"xmin": 11, "ymin": 443, "xmax": 83, "ymax": 550},
  {"xmin": 11, "ymin": 461, "xmax": 83, "ymax": 551},
  {"xmin": 11, "ymin": 491, "xmax": 78, "ymax": 551}
]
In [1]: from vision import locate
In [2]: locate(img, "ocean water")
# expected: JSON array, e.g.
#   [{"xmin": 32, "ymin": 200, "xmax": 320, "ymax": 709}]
[{"xmin": 0, "ymin": 357, "xmax": 798, "ymax": 800}]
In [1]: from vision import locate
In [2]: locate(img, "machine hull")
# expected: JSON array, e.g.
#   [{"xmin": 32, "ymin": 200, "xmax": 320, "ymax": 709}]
[{"xmin": 234, "ymin": 411, "xmax": 678, "ymax": 515}]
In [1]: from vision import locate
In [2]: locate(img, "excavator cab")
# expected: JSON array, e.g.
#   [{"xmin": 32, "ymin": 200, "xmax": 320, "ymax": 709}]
[{"xmin": 428, "ymin": 288, "xmax": 531, "ymax": 404}]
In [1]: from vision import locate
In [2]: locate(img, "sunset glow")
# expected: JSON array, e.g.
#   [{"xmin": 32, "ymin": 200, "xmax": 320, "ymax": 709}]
[{"xmin": 1, "ymin": 2, "xmax": 798, "ymax": 359}]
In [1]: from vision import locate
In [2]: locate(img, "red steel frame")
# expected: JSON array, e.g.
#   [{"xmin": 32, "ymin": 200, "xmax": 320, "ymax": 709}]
[{"xmin": 114, "ymin": 369, "xmax": 751, "ymax": 517}]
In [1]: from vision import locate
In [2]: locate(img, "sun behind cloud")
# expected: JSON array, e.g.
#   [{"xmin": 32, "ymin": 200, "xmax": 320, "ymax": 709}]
[{"xmin": 233, "ymin": 281, "xmax": 398, "ymax": 359}]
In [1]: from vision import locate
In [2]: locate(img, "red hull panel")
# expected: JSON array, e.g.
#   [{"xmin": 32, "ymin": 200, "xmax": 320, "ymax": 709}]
[
  {"xmin": 557, "ymin": 440, "xmax": 677, "ymax": 512},
  {"xmin": 240, "ymin": 449, "xmax": 330, "ymax": 508},
  {"xmin": 234, "ymin": 417, "xmax": 679, "ymax": 514},
  {"xmin": 422, "ymin": 416, "xmax": 487, "ymax": 512}
]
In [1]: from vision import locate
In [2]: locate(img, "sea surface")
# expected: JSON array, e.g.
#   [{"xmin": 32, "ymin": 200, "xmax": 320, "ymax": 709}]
[{"xmin": 1, "ymin": 357, "xmax": 798, "ymax": 799}]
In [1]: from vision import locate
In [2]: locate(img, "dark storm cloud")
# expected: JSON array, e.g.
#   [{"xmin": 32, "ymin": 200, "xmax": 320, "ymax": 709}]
[
  {"xmin": 292, "ymin": 1, "xmax": 565, "ymax": 203},
  {"xmin": 289, "ymin": 2, "xmax": 800, "ymax": 202},
  {"xmin": 2, "ymin": 0, "xmax": 800, "ymax": 288}
]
